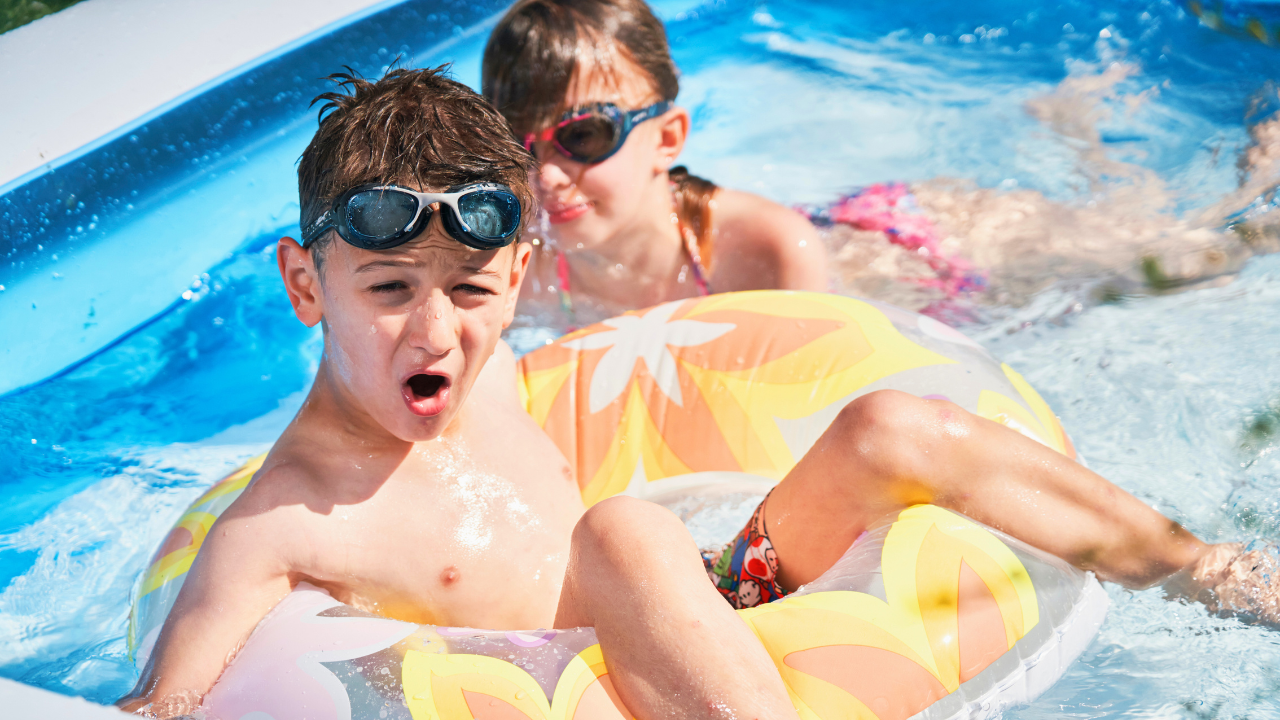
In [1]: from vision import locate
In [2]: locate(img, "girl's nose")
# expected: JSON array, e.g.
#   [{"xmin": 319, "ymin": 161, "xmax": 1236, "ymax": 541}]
[{"xmin": 534, "ymin": 153, "xmax": 575, "ymax": 192}]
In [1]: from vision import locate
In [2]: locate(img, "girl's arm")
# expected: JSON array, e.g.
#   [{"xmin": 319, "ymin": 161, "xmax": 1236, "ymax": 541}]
[{"xmin": 710, "ymin": 188, "xmax": 827, "ymax": 293}]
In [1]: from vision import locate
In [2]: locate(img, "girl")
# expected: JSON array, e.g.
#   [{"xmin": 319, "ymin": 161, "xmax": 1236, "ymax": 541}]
[{"xmin": 482, "ymin": 0, "xmax": 827, "ymax": 329}]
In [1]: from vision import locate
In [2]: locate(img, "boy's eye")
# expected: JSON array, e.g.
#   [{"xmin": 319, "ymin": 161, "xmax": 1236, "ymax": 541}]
[
  {"xmin": 370, "ymin": 281, "xmax": 408, "ymax": 294},
  {"xmin": 455, "ymin": 283, "xmax": 496, "ymax": 296}
]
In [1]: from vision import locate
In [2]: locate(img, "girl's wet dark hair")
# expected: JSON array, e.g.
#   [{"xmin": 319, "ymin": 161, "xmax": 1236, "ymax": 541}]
[
  {"xmin": 483, "ymin": 0, "xmax": 720, "ymax": 266},
  {"xmin": 298, "ymin": 66, "xmax": 535, "ymax": 267},
  {"xmin": 482, "ymin": 0, "xmax": 679, "ymax": 137}
]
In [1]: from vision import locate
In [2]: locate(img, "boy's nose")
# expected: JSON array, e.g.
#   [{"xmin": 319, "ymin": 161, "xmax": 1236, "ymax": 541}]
[{"xmin": 409, "ymin": 293, "xmax": 458, "ymax": 357}]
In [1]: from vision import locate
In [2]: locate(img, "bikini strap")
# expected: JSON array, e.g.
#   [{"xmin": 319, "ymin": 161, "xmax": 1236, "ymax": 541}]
[{"xmin": 554, "ymin": 249, "xmax": 576, "ymax": 326}]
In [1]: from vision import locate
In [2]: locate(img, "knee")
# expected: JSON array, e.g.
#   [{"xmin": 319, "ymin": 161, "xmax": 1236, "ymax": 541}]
[
  {"xmin": 571, "ymin": 496, "xmax": 689, "ymax": 567},
  {"xmin": 828, "ymin": 390, "xmax": 974, "ymax": 477}
]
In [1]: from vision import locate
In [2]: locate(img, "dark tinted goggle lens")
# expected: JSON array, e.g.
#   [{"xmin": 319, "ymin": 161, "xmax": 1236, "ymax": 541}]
[
  {"xmin": 346, "ymin": 190, "xmax": 417, "ymax": 240},
  {"xmin": 554, "ymin": 115, "xmax": 622, "ymax": 162},
  {"xmin": 457, "ymin": 190, "xmax": 520, "ymax": 239}
]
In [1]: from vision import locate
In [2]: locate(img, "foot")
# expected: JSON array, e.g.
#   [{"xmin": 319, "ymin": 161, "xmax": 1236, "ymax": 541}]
[{"xmin": 1169, "ymin": 542, "xmax": 1280, "ymax": 625}]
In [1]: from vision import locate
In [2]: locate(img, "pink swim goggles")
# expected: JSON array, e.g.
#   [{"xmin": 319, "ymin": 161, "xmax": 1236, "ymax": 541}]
[{"xmin": 523, "ymin": 100, "xmax": 672, "ymax": 164}]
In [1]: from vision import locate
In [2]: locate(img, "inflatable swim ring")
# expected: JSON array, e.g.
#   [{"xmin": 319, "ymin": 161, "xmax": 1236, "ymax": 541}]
[{"xmin": 129, "ymin": 291, "xmax": 1107, "ymax": 720}]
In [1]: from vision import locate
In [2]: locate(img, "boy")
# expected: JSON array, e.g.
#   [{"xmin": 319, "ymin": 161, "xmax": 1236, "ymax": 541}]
[{"xmin": 120, "ymin": 68, "xmax": 1275, "ymax": 719}]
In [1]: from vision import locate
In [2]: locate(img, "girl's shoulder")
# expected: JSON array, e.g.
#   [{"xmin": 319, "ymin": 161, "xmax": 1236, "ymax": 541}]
[
  {"xmin": 713, "ymin": 188, "xmax": 813, "ymax": 245},
  {"xmin": 711, "ymin": 188, "xmax": 826, "ymax": 292}
]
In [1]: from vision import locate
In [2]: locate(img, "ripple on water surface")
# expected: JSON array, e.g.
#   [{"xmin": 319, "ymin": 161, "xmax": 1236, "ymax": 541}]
[
  {"xmin": 3, "ymin": 0, "xmax": 1280, "ymax": 712},
  {"xmin": 981, "ymin": 254, "xmax": 1280, "ymax": 719}
]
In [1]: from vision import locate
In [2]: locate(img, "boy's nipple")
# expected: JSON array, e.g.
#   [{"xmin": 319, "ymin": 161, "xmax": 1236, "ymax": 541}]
[{"xmin": 439, "ymin": 565, "xmax": 461, "ymax": 587}]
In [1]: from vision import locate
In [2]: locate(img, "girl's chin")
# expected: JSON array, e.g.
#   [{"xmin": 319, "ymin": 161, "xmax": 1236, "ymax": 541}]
[{"xmin": 548, "ymin": 220, "xmax": 611, "ymax": 250}]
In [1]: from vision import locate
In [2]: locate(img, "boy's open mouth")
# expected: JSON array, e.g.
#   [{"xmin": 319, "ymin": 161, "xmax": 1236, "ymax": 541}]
[{"xmin": 402, "ymin": 373, "xmax": 451, "ymax": 417}]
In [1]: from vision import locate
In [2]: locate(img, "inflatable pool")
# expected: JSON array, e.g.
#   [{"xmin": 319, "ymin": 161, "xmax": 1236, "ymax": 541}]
[{"xmin": 129, "ymin": 291, "xmax": 1106, "ymax": 719}]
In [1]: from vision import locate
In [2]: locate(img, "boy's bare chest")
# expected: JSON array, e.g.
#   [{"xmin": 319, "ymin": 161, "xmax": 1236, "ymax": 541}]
[{"xmin": 302, "ymin": 452, "xmax": 583, "ymax": 629}]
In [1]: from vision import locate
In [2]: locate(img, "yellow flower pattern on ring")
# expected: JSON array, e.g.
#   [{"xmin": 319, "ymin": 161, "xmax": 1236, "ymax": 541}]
[
  {"xmin": 401, "ymin": 506, "xmax": 1037, "ymax": 720},
  {"xmin": 518, "ymin": 292, "xmax": 962, "ymax": 506},
  {"xmin": 403, "ymin": 643, "xmax": 629, "ymax": 720},
  {"xmin": 739, "ymin": 505, "xmax": 1039, "ymax": 720},
  {"xmin": 138, "ymin": 511, "xmax": 217, "ymax": 597}
]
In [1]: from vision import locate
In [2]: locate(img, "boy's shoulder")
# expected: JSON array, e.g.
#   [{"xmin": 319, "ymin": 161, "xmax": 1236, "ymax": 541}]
[
  {"xmin": 469, "ymin": 338, "xmax": 523, "ymax": 409},
  {"xmin": 216, "ymin": 448, "xmax": 333, "ymax": 534},
  {"xmin": 242, "ymin": 452, "xmax": 325, "ymax": 507}
]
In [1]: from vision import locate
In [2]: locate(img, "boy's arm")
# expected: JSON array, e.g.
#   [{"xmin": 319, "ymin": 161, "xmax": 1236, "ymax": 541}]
[{"xmin": 118, "ymin": 474, "xmax": 299, "ymax": 715}]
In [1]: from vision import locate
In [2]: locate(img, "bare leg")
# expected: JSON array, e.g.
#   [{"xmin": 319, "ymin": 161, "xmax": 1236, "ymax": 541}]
[
  {"xmin": 766, "ymin": 389, "xmax": 1212, "ymax": 591},
  {"xmin": 556, "ymin": 496, "xmax": 800, "ymax": 720}
]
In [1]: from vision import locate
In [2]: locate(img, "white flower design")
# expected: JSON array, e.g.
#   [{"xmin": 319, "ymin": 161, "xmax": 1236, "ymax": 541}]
[{"xmin": 564, "ymin": 302, "xmax": 735, "ymax": 413}]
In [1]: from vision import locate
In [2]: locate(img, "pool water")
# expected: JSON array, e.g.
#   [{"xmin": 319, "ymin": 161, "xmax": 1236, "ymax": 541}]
[{"xmin": 2, "ymin": 0, "xmax": 1280, "ymax": 713}]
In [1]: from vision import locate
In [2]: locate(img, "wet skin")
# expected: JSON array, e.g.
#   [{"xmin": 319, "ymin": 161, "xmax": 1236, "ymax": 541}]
[
  {"xmin": 119, "ymin": 215, "xmax": 584, "ymax": 712},
  {"xmin": 118, "ymin": 201, "xmax": 1250, "ymax": 720},
  {"xmin": 516, "ymin": 51, "xmax": 827, "ymax": 324}
]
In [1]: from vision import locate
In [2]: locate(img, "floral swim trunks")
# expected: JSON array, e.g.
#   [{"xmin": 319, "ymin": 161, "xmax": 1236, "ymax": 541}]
[{"xmin": 701, "ymin": 493, "xmax": 791, "ymax": 609}]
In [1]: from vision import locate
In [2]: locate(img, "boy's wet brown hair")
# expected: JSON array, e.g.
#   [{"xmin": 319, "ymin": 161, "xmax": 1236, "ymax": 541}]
[
  {"xmin": 298, "ymin": 66, "xmax": 534, "ymax": 267},
  {"xmin": 481, "ymin": 0, "xmax": 679, "ymax": 137}
]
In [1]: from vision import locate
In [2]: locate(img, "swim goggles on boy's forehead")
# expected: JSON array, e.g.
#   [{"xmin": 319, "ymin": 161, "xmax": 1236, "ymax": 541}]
[
  {"xmin": 302, "ymin": 182, "xmax": 522, "ymax": 251},
  {"xmin": 523, "ymin": 100, "xmax": 672, "ymax": 165}
]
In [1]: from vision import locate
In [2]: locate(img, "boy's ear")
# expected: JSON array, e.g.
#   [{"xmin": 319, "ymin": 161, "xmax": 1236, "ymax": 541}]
[
  {"xmin": 655, "ymin": 105, "xmax": 691, "ymax": 172},
  {"xmin": 277, "ymin": 237, "xmax": 324, "ymax": 327},
  {"xmin": 502, "ymin": 242, "xmax": 533, "ymax": 329}
]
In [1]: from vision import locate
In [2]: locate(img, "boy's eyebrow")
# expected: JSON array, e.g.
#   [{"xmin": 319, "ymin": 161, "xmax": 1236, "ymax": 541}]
[
  {"xmin": 354, "ymin": 257, "xmax": 502, "ymax": 278},
  {"xmin": 354, "ymin": 258, "xmax": 419, "ymax": 273},
  {"xmin": 461, "ymin": 265, "xmax": 502, "ymax": 278}
]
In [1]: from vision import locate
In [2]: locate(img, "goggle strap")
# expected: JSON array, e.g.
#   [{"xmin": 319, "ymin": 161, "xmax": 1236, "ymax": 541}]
[
  {"xmin": 628, "ymin": 100, "xmax": 671, "ymax": 125},
  {"xmin": 302, "ymin": 209, "xmax": 334, "ymax": 247}
]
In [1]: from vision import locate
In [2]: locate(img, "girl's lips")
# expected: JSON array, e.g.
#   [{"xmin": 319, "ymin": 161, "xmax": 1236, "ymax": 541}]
[
  {"xmin": 402, "ymin": 373, "xmax": 451, "ymax": 417},
  {"xmin": 547, "ymin": 202, "xmax": 590, "ymax": 224}
]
